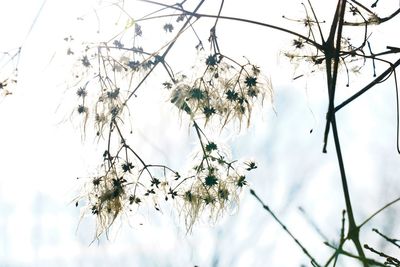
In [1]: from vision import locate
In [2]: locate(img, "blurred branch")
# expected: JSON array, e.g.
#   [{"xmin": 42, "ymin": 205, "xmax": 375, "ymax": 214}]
[
  {"xmin": 359, "ymin": 196, "xmax": 400, "ymax": 229},
  {"xmin": 250, "ymin": 189, "xmax": 321, "ymax": 267},
  {"xmin": 324, "ymin": 242, "xmax": 386, "ymax": 267},
  {"xmin": 364, "ymin": 244, "xmax": 400, "ymax": 266},
  {"xmin": 373, "ymin": 228, "xmax": 400, "ymax": 249}
]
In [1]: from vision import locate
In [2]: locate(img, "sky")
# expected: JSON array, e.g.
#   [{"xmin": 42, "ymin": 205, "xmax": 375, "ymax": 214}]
[{"xmin": 0, "ymin": 0, "xmax": 400, "ymax": 266}]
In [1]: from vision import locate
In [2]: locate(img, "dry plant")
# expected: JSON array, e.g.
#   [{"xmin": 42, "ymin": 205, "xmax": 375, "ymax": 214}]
[{"xmin": 3, "ymin": 0, "xmax": 394, "ymax": 265}]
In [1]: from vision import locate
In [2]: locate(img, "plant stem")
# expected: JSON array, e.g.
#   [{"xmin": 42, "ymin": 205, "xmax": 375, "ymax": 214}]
[
  {"xmin": 324, "ymin": 1, "xmax": 368, "ymax": 265},
  {"xmin": 330, "ymin": 115, "xmax": 368, "ymax": 266}
]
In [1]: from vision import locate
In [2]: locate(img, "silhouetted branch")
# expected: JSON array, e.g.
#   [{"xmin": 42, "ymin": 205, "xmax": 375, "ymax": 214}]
[{"xmin": 335, "ymin": 57, "xmax": 400, "ymax": 112}]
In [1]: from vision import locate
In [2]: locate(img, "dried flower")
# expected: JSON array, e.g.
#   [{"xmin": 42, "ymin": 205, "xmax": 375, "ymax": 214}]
[
  {"xmin": 163, "ymin": 23, "xmax": 174, "ymax": 33},
  {"xmin": 166, "ymin": 55, "xmax": 272, "ymax": 128}
]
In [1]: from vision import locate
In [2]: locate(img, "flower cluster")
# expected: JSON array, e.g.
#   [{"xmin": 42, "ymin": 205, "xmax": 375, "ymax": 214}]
[
  {"xmin": 69, "ymin": 8, "xmax": 262, "ymax": 238},
  {"xmin": 178, "ymin": 139, "xmax": 253, "ymax": 232},
  {"xmin": 76, "ymin": 149, "xmax": 169, "ymax": 239},
  {"xmin": 65, "ymin": 23, "xmax": 164, "ymax": 136},
  {"xmin": 77, "ymin": 168, "xmax": 131, "ymax": 238},
  {"xmin": 0, "ymin": 47, "xmax": 20, "ymax": 97},
  {"xmin": 165, "ymin": 54, "xmax": 272, "ymax": 128},
  {"xmin": 74, "ymin": 83, "xmax": 128, "ymax": 137},
  {"xmin": 0, "ymin": 77, "xmax": 16, "ymax": 97},
  {"xmin": 76, "ymin": 74, "xmax": 138, "ymax": 137},
  {"xmin": 282, "ymin": 3, "xmax": 377, "ymax": 83},
  {"xmin": 76, "ymin": 135, "xmax": 255, "ymax": 237}
]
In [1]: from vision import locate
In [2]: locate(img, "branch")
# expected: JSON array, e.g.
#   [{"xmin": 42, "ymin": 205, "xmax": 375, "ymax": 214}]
[
  {"xmin": 137, "ymin": 0, "xmax": 324, "ymax": 51},
  {"xmin": 322, "ymin": 0, "xmax": 347, "ymax": 153},
  {"xmin": 344, "ymin": 3, "xmax": 400, "ymax": 26},
  {"xmin": 324, "ymin": 242, "xmax": 387, "ymax": 267},
  {"xmin": 124, "ymin": 0, "xmax": 207, "ymax": 103},
  {"xmin": 358, "ymin": 196, "xmax": 400, "ymax": 229},
  {"xmin": 335, "ymin": 57, "xmax": 400, "ymax": 112},
  {"xmin": 250, "ymin": 189, "xmax": 321, "ymax": 267}
]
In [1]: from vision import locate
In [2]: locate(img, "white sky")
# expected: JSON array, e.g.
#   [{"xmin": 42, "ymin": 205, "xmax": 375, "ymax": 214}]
[{"xmin": 0, "ymin": 0, "xmax": 400, "ymax": 266}]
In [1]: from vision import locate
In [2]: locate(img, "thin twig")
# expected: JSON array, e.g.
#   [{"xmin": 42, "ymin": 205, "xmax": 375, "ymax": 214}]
[
  {"xmin": 373, "ymin": 228, "xmax": 400, "ymax": 249},
  {"xmin": 137, "ymin": 0, "xmax": 324, "ymax": 51},
  {"xmin": 250, "ymin": 189, "xmax": 321, "ymax": 267},
  {"xmin": 324, "ymin": 242, "xmax": 387, "ymax": 267},
  {"xmin": 359, "ymin": 196, "xmax": 400, "ymax": 229},
  {"xmin": 335, "ymin": 58, "xmax": 400, "ymax": 112}
]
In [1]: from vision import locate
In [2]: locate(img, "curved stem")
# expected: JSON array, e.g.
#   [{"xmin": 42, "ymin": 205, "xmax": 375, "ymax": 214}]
[
  {"xmin": 358, "ymin": 196, "xmax": 400, "ymax": 229},
  {"xmin": 137, "ymin": 0, "xmax": 324, "ymax": 51},
  {"xmin": 335, "ymin": 58, "xmax": 400, "ymax": 112}
]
